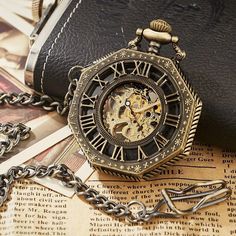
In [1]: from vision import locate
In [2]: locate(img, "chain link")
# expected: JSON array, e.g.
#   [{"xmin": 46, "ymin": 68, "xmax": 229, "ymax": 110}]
[
  {"xmin": 172, "ymin": 42, "xmax": 186, "ymax": 62},
  {"xmin": 0, "ymin": 123, "xmax": 31, "ymax": 157},
  {"xmin": 0, "ymin": 164, "xmax": 232, "ymax": 223}
]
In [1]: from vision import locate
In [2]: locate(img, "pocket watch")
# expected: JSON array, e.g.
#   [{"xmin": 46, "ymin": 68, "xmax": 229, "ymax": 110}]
[
  {"xmin": 68, "ymin": 19, "xmax": 202, "ymax": 180},
  {"xmin": 0, "ymin": 19, "xmax": 231, "ymax": 223}
]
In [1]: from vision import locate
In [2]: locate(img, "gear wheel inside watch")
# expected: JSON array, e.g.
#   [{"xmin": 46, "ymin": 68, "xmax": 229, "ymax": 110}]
[{"xmin": 103, "ymin": 83, "xmax": 162, "ymax": 142}]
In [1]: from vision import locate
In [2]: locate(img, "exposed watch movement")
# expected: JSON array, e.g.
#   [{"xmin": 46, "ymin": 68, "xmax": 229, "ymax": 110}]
[
  {"xmin": 68, "ymin": 19, "xmax": 202, "ymax": 179},
  {"xmin": 103, "ymin": 83, "xmax": 162, "ymax": 143}
]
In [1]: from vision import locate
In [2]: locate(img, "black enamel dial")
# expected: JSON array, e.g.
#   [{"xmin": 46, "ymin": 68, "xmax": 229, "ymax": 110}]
[{"xmin": 78, "ymin": 57, "xmax": 183, "ymax": 163}]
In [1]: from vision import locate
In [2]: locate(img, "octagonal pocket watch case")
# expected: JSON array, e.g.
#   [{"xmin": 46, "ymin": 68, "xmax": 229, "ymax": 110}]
[{"xmin": 68, "ymin": 19, "xmax": 202, "ymax": 180}]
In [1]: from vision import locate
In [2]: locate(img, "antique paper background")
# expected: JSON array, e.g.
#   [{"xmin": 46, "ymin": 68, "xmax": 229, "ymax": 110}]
[{"xmin": 0, "ymin": 143, "xmax": 236, "ymax": 236}]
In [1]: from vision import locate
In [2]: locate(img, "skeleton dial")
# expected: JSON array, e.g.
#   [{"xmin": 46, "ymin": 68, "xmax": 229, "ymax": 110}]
[{"xmin": 70, "ymin": 49, "xmax": 194, "ymax": 176}]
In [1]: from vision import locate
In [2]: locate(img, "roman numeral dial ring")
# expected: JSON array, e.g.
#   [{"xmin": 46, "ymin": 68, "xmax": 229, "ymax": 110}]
[{"xmin": 68, "ymin": 48, "xmax": 198, "ymax": 179}]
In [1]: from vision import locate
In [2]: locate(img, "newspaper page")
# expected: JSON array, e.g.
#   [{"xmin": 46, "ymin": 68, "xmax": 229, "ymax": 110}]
[{"xmin": 0, "ymin": 143, "xmax": 235, "ymax": 236}]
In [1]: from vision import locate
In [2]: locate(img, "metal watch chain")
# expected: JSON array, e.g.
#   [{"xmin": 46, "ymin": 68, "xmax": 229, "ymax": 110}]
[
  {"xmin": 0, "ymin": 76, "xmax": 232, "ymax": 223},
  {"xmin": 0, "ymin": 52, "xmax": 232, "ymax": 223},
  {"xmin": 0, "ymin": 75, "xmax": 77, "ymax": 156},
  {"xmin": 0, "ymin": 164, "xmax": 231, "ymax": 223}
]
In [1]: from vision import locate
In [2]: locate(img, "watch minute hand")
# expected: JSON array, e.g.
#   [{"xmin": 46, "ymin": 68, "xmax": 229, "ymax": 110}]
[{"xmin": 133, "ymin": 101, "xmax": 161, "ymax": 113}]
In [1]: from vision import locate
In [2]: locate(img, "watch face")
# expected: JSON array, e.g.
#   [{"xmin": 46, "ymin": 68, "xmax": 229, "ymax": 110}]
[{"xmin": 69, "ymin": 49, "xmax": 201, "ymax": 178}]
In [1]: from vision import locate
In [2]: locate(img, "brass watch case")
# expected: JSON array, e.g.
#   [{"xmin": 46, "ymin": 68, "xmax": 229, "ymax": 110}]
[{"xmin": 68, "ymin": 48, "xmax": 202, "ymax": 180}]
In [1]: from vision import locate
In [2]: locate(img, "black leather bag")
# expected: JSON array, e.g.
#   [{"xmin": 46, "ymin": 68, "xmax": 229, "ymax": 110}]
[{"xmin": 25, "ymin": 0, "xmax": 236, "ymax": 150}]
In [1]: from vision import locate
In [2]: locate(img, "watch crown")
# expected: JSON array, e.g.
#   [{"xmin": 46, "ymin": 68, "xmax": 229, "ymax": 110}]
[{"xmin": 150, "ymin": 19, "xmax": 172, "ymax": 33}]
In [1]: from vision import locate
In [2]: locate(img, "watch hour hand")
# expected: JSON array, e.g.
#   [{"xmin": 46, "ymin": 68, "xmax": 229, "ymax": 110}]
[{"xmin": 110, "ymin": 118, "xmax": 130, "ymax": 134}]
